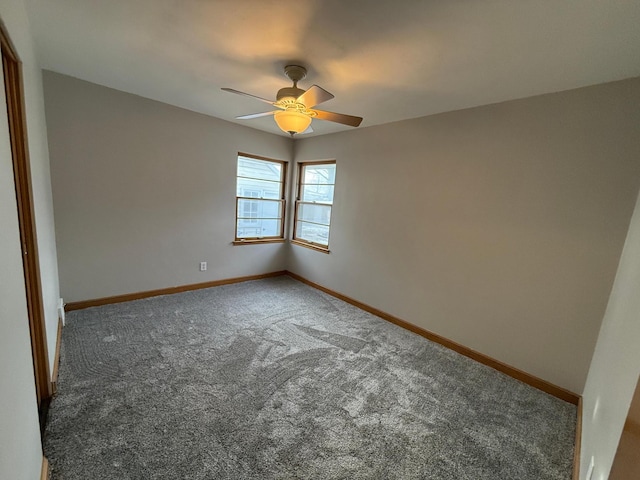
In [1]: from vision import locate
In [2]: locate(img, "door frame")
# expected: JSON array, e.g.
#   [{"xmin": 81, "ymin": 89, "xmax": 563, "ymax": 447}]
[{"xmin": 0, "ymin": 21, "xmax": 52, "ymax": 425}]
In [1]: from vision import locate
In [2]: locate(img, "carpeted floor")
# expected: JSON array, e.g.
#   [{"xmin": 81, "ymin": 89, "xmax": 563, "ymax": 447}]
[{"xmin": 45, "ymin": 276, "xmax": 576, "ymax": 479}]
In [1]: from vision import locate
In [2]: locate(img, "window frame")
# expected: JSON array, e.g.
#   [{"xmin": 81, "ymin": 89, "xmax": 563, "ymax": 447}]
[
  {"xmin": 233, "ymin": 153, "xmax": 287, "ymax": 245},
  {"xmin": 292, "ymin": 160, "xmax": 336, "ymax": 253}
]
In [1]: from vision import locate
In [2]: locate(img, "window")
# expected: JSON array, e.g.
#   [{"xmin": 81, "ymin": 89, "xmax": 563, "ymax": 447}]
[
  {"xmin": 293, "ymin": 161, "xmax": 336, "ymax": 252},
  {"xmin": 235, "ymin": 153, "xmax": 286, "ymax": 243}
]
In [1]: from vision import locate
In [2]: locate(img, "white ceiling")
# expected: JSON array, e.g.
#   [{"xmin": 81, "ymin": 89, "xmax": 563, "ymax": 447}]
[{"xmin": 25, "ymin": 0, "xmax": 640, "ymax": 137}]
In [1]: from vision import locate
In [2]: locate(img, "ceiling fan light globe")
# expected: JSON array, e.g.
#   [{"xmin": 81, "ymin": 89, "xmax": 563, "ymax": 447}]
[{"xmin": 274, "ymin": 110, "xmax": 312, "ymax": 135}]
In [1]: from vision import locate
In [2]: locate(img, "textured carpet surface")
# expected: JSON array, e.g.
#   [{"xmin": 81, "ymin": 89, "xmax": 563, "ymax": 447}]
[{"xmin": 45, "ymin": 276, "xmax": 576, "ymax": 479}]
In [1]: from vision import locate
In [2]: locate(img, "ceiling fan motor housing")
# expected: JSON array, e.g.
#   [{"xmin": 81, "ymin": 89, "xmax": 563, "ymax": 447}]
[{"xmin": 276, "ymin": 86, "xmax": 305, "ymax": 102}]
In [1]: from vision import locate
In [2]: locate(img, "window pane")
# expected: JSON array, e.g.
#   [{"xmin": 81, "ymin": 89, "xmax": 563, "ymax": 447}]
[
  {"xmin": 303, "ymin": 164, "xmax": 336, "ymax": 185},
  {"xmin": 295, "ymin": 221, "xmax": 330, "ymax": 246},
  {"xmin": 237, "ymin": 218, "xmax": 282, "ymax": 238},
  {"xmin": 297, "ymin": 203, "xmax": 331, "ymax": 226},
  {"xmin": 237, "ymin": 199, "xmax": 282, "ymax": 219},
  {"xmin": 238, "ymin": 157, "xmax": 282, "ymax": 182},
  {"xmin": 237, "ymin": 177, "xmax": 281, "ymax": 198},
  {"xmin": 301, "ymin": 184, "xmax": 334, "ymax": 203}
]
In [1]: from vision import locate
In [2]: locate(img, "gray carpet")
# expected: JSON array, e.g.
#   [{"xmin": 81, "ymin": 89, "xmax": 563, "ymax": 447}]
[{"xmin": 45, "ymin": 276, "xmax": 576, "ymax": 479}]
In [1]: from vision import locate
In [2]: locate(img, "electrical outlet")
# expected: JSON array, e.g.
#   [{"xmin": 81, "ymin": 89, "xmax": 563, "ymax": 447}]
[
  {"xmin": 586, "ymin": 456, "xmax": 595, "ymax": 480},
  {"xmin": 199, "ymin": 262, "xmax": 207, "ymax": 271}
]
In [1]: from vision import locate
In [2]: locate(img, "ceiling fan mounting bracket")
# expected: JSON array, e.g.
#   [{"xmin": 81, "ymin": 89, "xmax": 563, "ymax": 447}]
[
  {"xmin": 277, "ymin": 65, "xmax": 308, "ymax": 102},
  {"xmin": 284, "ymin": 65, "xmax": 307, "ymax": 84}
]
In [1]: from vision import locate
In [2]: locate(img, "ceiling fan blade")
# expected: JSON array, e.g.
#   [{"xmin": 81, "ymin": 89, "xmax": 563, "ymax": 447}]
[
  {"xmin": 311, "ymin": 109, "xmax": 363, "ymax": 127},
  {"xmin": 236, "ymin": 111, "xmax": 277, "ymax": 120},
  {"xmin": 297, "ymin": 85, "xmax": 334, "ymax": 108},
  {"xmin": 221, "ymin": 88, "xmax": 275, "ymax": 105}
]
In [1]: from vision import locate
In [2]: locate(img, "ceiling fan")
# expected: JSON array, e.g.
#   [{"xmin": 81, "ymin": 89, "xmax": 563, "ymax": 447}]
[{"xmin": 222, "ymin": 65, "xmax": 363, "ymax": 136}]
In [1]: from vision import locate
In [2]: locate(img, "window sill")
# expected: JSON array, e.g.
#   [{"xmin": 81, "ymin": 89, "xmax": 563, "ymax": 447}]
[
  {"xmin": 291, "ymin": 239, "xmax": 330, "ymax": 254},
  {"xmin": 233, "ymin": 238, "xmax": 286, "ymax": 246}
]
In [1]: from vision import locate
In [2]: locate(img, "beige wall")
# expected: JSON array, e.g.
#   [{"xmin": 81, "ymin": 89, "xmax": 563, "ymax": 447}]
[
  {"xmin": 0, "ymin": 0, "xmax": 60, "ymax": 478},
  {"xmin": 581, "ymin": 189, "xmax": 640, "ymax": 480},
  {"xmin": 627, "ymin": 381, "xmax": 640, "ymax": 426},
  {"xmin": 291, "ymin": 77, "xmax": 640, "ymax": 394},
  {"xmin": 44, "ymin": 71, "xmax": 292, "ymax": 303}
]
